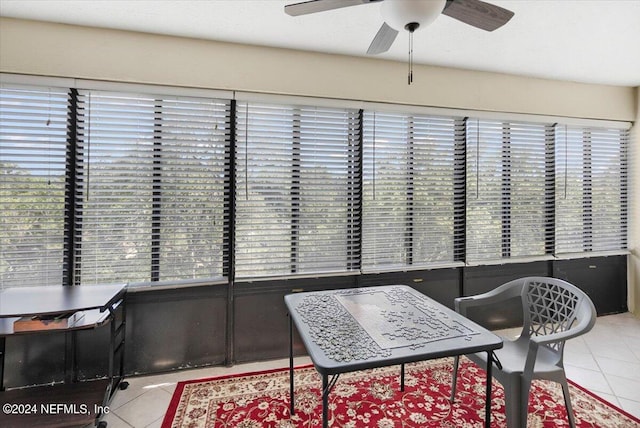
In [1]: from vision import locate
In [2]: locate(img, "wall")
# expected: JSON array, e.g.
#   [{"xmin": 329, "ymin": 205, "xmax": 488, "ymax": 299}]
[
  {"xmin": 630, "ymin": 87, "xmax": 640, "ymax": 315},
  {"xmin": 0, "ymin": 17, "xmax": 636, "ymax": 122}
]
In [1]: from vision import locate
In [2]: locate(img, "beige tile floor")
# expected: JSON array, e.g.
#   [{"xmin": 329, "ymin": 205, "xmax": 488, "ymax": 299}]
[{"xmin": 98, "ymin": 312, "xmax": 640, "ymax": 428}]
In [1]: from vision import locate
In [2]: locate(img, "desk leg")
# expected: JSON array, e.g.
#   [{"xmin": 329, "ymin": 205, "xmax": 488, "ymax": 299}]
[
  {"xmin": 289, "ymin": 313, "xmax": 295, "ymax": 416},
  {"xmin": 322, "ymin": 374, "xmax": 328, "ymax": 428},
  {"xmin": 485, "ymin": 351, "xmax": 493, "ymax": 428}
]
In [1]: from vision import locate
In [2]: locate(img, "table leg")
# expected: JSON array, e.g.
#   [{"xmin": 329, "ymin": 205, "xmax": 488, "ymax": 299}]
[
  {"xmin": 322, "ymin": 374, "xmax": 328, "ymax": 428},
  {"xmin": 289, "ymin": 314, "xmax": 295, "ymax": 416},
  {"xmin": 485, "ymin": 351, "xmax": 493, "ymax": 428},
  {"xmin": 400, "ymin": 363, "xmax": 405, "ymax": 391}
]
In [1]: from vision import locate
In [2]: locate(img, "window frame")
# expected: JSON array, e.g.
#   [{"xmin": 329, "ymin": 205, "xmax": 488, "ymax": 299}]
[
  {"xmin": 233, "ymin": 100, "xmax": 362, "ymax": 280},
  {"xmin": 0, "ymin": 75, "xmax": 631, "ymax": 289},
  {"xmin": 361, "ymin": 109, "xmax": 466, "ymax": 273}
]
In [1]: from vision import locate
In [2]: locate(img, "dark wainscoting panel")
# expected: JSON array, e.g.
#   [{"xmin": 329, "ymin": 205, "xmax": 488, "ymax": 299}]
[
  {"xmin": 76, "ymin": 323, "xmax": 111, "ymax": 380},
  {"xmin": 357, "ymin": 268, "xmax": 461, "ymax": 308},
  {"xmin": 463, "ymin": 261, "xmax": 552, "ymax": 296},
  {"xmin": 3, "ymin": 333, "xmax": 66, "ymax": 389},
  {"xmin": 553, "ymin": 255, "xmax": 628, "ymax": 315},
  {"xmin": 233, "ymin": 276, "xmax": 357, "ymax": 364},
  {"xmin": 233, "ymin": 269, "xmax": 462, "ymax": 364},
  {"xmin": 3, "ymin": 256, "xmax": 628, "ymax": 388},
  {"xmin": 125, "ymin": 285, "xmax": 227, "ymax": 375},
  {"xmin": 462, "ymin": 261, "xmax": 551, "ymax": 330}
]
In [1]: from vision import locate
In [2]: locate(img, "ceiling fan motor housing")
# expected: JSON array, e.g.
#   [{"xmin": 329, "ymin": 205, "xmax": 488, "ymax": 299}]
[{"xmin": 381, "ymin": 0, "xmax": 447, "ymax": 32}]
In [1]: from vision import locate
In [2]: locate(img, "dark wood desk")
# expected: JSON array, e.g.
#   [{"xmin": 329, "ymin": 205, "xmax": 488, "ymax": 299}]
[
  {"xmin": 0, "ymin": 285, "xmax": 125, "ymax": 319},
  {"xmin": 0, "ymin": 284, "xmax": 127, "ymax": 428},
  {"xmin": 285, "ymin": 285, "xmax": 503, "ymax": 428}
]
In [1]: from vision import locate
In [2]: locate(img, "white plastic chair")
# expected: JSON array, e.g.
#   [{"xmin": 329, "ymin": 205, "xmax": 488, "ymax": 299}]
[{"xmin": 450, "ymin": 277, "xmax": 597, "ymax": 428}]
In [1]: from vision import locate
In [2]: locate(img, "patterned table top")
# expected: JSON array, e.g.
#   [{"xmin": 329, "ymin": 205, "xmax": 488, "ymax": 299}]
[{"xmin": 285, "ymin": 285, "xmax": 502, "ymax": 374}]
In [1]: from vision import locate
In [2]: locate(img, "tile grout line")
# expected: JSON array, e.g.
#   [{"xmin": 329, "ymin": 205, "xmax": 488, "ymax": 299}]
[{"xmin": 582, "ymin": 318, "xmax": 640, "ymax": 410}]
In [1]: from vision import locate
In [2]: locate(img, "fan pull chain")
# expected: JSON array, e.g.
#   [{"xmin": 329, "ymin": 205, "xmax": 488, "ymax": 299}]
[
  {"xmin": 405, "ymin": 22, "xmax": 419, "ymax": 85},
  {"xmin": 408, "ymin": 29, "xmax": 413, "ymax": 85}
]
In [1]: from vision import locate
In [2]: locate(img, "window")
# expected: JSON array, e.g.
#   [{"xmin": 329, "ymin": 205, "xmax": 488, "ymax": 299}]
[
  {"xmin": 466, "ymin": 120, "xmax": 552, "ymax": 262},
  {"xmin": 0, "ymin": 85, "xmax": 70, "ymax": 288},
  {"xmin": 362, "ymin": 111, "xmax": 465, "ymax": 271},
  {"xmin": 234, "ymin": 102, "xmax": 360, "ymax": 278},
  {"xmin": 74, "ymin": 90, "xmax": 230, "ymax": 285},
  {"xmin": 0, "ymin": 78, "xmax": 630, "ymax": 288},
  {"xmin": 555, "ymin": 125, "xmax": 628, "ymax": 254}
]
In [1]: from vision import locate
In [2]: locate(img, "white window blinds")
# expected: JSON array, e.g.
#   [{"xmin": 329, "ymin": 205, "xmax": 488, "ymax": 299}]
[
  {"xmin": 75, "ymin": 90, "xmax": 230, "ymax": 285},
  {"xmin": 466, "ymin": 120, "xmax": 552, "ymax": 262},
  {"xmin": 0, "ymin": 85, "xmax": 70, "ymax": 288},
  {"xmin": 555, "ymin": 125, "xmax": 628, "ymax": 254},
  {"xmin": 1, "ymin": 78, "xmax": 630, "ymax": 288},
  {"xmin": 362, "ymin": 111, "xmax": 465, "ymax": 271},
  {"xmin": 234, "ymin": 102, "xmax": 360, "ymax": 279}
]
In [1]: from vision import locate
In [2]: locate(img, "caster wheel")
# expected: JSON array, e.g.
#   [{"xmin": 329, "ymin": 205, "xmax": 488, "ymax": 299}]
[
  {"xmin": 119, "ymin": 381, "xmax": 129, "ymax": 390},
  {"xmin": 97, "ymin": 421, "xmax": 108, "ymax": 428}
]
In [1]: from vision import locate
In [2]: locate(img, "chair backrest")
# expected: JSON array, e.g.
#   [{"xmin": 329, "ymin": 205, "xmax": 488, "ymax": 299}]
[{"xmin": 520, "ymin": 277, "xmax": 596, "ymax": 356}]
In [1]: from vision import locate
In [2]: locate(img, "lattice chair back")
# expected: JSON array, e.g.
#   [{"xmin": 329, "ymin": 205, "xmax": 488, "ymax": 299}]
[{"xmin": 521, "ymin": 277, "xmax": 594, "ymax": 360}]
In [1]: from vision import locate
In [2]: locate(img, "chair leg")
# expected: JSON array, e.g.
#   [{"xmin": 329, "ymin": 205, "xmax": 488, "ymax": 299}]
[
  {"xmin": 450, "ymin": 355, "xmax": 460, "ymax": 403},
  {"xmin": 519, "ymin": 377, "xmax": 533, "ymax": 428},
  {"xmin": 560, "ymin": 380, "xmax": 576, "ymax": 428},
  {"xmin": 502, "ymin": 376, "xmax": 524, "ymax": 428}
]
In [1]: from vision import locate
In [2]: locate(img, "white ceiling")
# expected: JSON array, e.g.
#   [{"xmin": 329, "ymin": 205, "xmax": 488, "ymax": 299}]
[{"xmin": 1, "ymin": 0, "xmax": 639, "ymax": 87}]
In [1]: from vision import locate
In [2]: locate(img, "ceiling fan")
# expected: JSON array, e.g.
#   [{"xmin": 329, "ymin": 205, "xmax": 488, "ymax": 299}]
[{"xmin": 284, "ymin": 0, "xmax": 515, "ymax": 56}]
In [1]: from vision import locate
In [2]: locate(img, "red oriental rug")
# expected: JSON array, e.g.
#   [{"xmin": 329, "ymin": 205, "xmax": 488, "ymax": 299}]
[{"xmin": 161, "ymin": 357, "xmax": 640, "ymax": 427}]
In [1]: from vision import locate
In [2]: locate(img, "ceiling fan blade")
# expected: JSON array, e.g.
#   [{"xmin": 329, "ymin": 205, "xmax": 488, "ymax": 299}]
[
  {"xmin": 367, "ymin": 22, "xmax": 399, "ymax": 55},
  {"xmin": 285, "ymin": 0, "xmax": 382, "ymax": 17},
  {"xmin": 442, "ymin": 0, "xmax": 514, "ymax": 31}
]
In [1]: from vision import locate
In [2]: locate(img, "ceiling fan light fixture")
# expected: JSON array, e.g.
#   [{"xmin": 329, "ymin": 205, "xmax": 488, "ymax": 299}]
[
  {"xmin": 285, "ymin": 0, "xmax": 515, "ymax": 83},
  {"xmin": 380, "ymin": 0, "xmax": 446, "ymax": 32}
]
